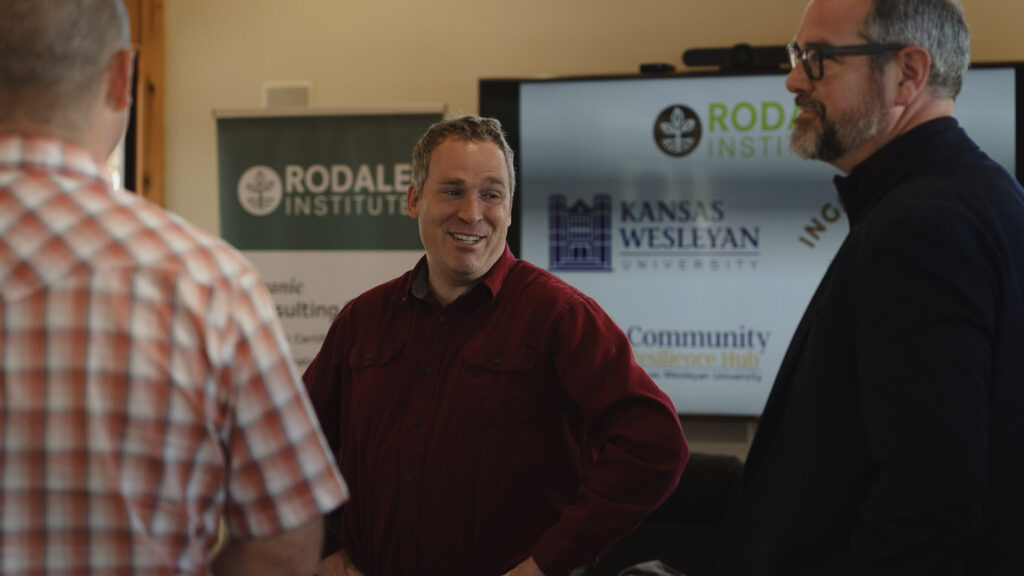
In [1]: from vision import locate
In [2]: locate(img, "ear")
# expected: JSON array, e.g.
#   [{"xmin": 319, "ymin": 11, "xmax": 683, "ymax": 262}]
[
  {"xmin": 406, "ymin": 183, "xmax": 420, "ymax": 218},
  {"xmin": 105, "ymin": 49, "xmax": 135, "ymax": 111},
  {"xmin": 892, "ymin": 45, "xmax": 931, "ymax": 106}
]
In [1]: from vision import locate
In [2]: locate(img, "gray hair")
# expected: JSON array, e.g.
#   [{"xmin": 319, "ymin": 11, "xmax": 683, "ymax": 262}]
[
  {"xmin": 861, "ymin": 0, "xmax": 970, "ymax": 100},
  {"xmin": 411, "ymin": 115, "xmax": 516, "ymax": 200},
  {"xmin": 0, "ymin": 0, "xmax": 131, "ymax": 124}
]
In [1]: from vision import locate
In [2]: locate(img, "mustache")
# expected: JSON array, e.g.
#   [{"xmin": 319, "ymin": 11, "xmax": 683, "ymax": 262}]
[{"xmin": 795, "ymin": 94, "xmax": 826, "ymax": 117}]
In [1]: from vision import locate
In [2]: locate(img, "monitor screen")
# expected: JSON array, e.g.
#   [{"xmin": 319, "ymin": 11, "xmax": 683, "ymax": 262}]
[{"xmin": 480, "ymin": 65, "xmax": 1021, "ymax": 416}]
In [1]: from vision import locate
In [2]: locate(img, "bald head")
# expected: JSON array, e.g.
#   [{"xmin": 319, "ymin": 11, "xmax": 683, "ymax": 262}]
[{"xmin": 0, "ymin": 0, "xmax": 131, "ymax": 132}]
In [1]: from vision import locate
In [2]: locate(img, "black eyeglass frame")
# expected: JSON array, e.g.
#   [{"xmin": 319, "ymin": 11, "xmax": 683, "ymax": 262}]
[{"xmin": 786, "ymin": 42, "xmax": 907, "ymax": 80}]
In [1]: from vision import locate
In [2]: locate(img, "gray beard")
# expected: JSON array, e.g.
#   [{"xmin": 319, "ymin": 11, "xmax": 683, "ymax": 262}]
[{"xmin": 790, "ymin": 88, "xmax": 884, "ymax": 163}]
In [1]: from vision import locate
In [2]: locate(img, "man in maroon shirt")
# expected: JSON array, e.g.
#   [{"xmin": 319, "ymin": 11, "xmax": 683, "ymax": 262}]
[{"xmin": 304, "ymin": 115, "xmax": 688, "ymax": 576}]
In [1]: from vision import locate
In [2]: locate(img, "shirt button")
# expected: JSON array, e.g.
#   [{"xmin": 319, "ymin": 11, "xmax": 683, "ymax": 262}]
[
  {"xmin": 439, "ymin": 315, "xmax": 448, "ymax": 323},
  {"xmin": 407, "ymin": 474, "xmax": 416, "ymax": 483},
  {"xmin": 414, "ymin": 418, "xmax": 423, "ymax": 427},
  {"xmin": 493, "ymin": 357, "xmax": 501, "ymax": 365},
  {"xmin": 424, "ymin": 366, "xmax": 432, "ymax": 375},
  {"xmin": 403, "ymin": 526, "xmax": 413, "ymax": 535}
]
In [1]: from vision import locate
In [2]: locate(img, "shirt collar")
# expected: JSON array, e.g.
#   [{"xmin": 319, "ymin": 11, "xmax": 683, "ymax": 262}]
[
  {"xmin": 833, "ymin": 117, "xmax": 970, "ymax": 228},
  {"xmin": 410, "ymin": 257, "xmax": 431, "ymax": 299},
  {"xmin": 408, "ymin": 244, "xmax": 517, "ymax": 303},
  {"xmin": 0, "ymin": 133, "xmax": 107, "ymax": 185}
]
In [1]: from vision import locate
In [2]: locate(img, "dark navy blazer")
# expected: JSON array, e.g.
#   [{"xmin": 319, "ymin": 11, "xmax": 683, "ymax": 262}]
[{"xmin": 738, "ymin": 118, "xmax": 1024, "ymax": 575}]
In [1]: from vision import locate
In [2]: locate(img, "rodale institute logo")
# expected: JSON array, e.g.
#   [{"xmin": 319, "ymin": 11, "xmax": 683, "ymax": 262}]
[
  {"xmin": 237, "ymin": 165, "xmax": 283, "ymax": 216},
  {"xmin": 654, "ymin": 105, "xmax": 702, "ymax": 157}
]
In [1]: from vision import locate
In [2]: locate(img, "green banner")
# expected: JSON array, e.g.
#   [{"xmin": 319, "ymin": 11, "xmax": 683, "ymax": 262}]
[{"xmin": 217, "ymin": 110, "xmax": 442, "ymax": 250}]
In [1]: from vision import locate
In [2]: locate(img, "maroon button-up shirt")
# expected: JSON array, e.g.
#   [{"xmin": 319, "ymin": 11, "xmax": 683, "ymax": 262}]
[{"xmin": 304, "ymin": 246, "xmax": 688, "ymax": 576}]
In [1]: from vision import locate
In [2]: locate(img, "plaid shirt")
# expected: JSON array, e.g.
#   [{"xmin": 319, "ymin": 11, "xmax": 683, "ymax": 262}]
[{"xmin": 0, "ymin": 135, "xmax": 348, "ymax": 575}]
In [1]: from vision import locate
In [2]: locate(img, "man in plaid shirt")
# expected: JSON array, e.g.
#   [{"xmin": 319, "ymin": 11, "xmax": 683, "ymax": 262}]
[{"xmin": 0, "ymin": 1, "xmax": 349, "ymax": 574}]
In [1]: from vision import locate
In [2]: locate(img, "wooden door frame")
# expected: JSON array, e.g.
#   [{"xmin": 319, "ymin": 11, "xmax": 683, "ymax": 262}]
[{"xmin": 123, "ymin": 0, "xmax": 166, "ymax": 206}]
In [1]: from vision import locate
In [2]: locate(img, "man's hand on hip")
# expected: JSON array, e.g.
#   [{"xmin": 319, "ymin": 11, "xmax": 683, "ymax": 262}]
[
  {"xmin": 502, "ymin": 556, "xmax": 546, "ymax": 576},
  {"xmin": 315, "ymin": 549, "xmax": 365, "ymax": 576}
]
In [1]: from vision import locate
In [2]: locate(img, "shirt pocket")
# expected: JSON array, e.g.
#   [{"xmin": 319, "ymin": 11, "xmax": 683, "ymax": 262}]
[
  {"xmin": 459, "ymin": 342, "xmax": 538, "ymax": 429},
  {"xmin": 348, "ymin": 340, "xmax": 404, "ymax": 418}
]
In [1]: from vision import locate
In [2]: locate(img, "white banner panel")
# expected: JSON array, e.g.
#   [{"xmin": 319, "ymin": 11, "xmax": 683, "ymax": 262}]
[{"xmin": 516, "ymin": 68, "xmax": 1016, "ymax": 415}]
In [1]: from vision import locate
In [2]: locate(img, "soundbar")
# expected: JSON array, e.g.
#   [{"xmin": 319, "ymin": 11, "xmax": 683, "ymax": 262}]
[{"xmin": 683, "ymin": 44, "xmax": 789, "ymax": 71}]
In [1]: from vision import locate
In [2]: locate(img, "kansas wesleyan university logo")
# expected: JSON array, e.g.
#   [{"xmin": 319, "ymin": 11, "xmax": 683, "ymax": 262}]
[{"xmin": 548, "ymin": 195, "xmax": 613, "ymax": 272}]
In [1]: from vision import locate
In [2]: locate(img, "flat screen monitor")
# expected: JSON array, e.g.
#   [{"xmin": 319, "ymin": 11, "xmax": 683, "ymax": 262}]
[{"xmin": 480, "ymin": 64, "xmax": 1022, "ymax": 417}]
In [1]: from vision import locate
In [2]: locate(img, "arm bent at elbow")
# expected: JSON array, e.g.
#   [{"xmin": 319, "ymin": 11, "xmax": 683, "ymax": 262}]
[
  {"xmin": 212, "ymin": 516, "xmax": 324, "ymax": 576},
  {"xmin": 315, "ymin": 549, "xmax": 366, "ymax": 576}
]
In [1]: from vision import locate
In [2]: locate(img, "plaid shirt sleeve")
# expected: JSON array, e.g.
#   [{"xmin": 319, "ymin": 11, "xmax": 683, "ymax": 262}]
[
  {"xmin": 210, "ymin": 267, "xmax": 348, "ymax": 538},
  {"xmin": 0, "ymin": 135, "xmax": 348, "ymax": 573}
]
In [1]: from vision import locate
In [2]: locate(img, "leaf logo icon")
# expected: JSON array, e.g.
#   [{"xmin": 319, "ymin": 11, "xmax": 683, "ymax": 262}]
[
  {"xmin": 247, "ymin": 170, "xmax": 276, "ymax": 210},
  {"xmin": 237, "ymin": 165, "xmax": 284, "ymax": 216},
  {"xmin": 654, "ymin": 105, "xmax": 703, "ymax": 157}
]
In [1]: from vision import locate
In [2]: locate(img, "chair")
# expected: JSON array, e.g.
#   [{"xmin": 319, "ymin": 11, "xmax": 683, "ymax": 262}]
[{"xmin": 583, "ymin": 452, "xmax": 744, "ymax": 576}]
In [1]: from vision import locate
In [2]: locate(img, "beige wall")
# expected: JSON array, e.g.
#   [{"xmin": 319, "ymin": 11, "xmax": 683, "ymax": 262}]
[
  {"xmin": 164, "ymin": 0, "xmax": 1024, "ymax": 457},
  {"xmin": 165, "ymin": 0, "xmax": 1024, "ymax": 233}
]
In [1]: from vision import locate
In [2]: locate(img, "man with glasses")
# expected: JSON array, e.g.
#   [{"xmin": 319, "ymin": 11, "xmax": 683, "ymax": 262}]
[{"xmin": 738, "ymin": 0, "xmax": 1024, "ymax": 574}]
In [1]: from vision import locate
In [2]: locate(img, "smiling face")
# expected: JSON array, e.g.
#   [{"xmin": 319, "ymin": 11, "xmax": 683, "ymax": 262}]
[{"xmin": 407, "ymin": 137, "xmax": 512, "ymax": 305}]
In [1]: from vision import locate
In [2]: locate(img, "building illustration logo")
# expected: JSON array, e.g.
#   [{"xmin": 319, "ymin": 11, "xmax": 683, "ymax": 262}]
[
  {"xmin": 237, "ymin": 165, "xmax": 283, "ymax": 216},
  {"xmin": 654, "ymin": 105, "xmax": 702, "ymax": 157},
  {"xmin": 549, "ymin": 194, "xmax": 612, "ymax": 272}
]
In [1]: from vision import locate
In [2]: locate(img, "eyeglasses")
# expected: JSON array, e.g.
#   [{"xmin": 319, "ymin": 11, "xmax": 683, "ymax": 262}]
[{"xmin": 786, "ymin": 42, "xmax": 906, "ymax": 80}]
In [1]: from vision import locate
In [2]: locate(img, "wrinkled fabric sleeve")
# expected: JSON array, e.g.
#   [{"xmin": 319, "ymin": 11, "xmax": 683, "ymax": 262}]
[
  {"xmin": 302, "ymin": 304, "xmax": 350, "ymax": 556},
  {"xmin": 217, "ymin": 269, "xmax": 349, "ymax": 539},
  {"xmin": 531, "ymin": 293, "xmax": 689, "ymax": 576}
]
